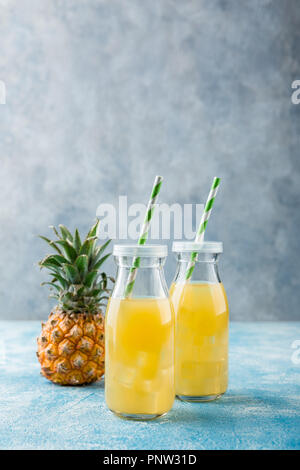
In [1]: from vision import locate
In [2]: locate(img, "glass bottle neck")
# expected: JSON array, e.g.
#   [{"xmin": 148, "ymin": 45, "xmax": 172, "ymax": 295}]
[
  {"xmin": 112, "ymin": 255, "xmax": 169, "ymax": 299},
  {"xmin": 173, "ymin": 252, "xmax": 221, "ymax": 284}
]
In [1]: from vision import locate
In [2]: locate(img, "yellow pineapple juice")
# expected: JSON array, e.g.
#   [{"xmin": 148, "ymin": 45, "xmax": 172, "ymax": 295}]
[
  {"xmin": 105, "ymin": 297, "xmax": 175, "ymax": 417},
  {"xmin": 170, "ymin": 281, "xmax": 228, "ymax": 399}
]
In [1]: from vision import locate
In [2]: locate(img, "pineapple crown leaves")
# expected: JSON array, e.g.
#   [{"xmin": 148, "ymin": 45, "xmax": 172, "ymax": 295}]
[{"xmin": 38, "ymin": 220, "xmax": 114, "ymax": 314}]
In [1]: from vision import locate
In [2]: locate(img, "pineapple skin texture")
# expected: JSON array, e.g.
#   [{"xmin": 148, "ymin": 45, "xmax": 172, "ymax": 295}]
[{"xmin": 37, "ymin": 309, "xmax": 105, "ymax": 385}]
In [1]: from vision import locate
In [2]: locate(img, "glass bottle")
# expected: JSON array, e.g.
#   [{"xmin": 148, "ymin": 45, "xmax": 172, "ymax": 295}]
[{"xmin": 105, "ymin": 245, "xmax": 175, "ymax": 419}]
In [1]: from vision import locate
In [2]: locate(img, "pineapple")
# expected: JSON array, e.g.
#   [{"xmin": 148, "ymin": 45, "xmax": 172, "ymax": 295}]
[{"xmin": 37, "ymin": 220, "xmax": 113, "ymax": 385}]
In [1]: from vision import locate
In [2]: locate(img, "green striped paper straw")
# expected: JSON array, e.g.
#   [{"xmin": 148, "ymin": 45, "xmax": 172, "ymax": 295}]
[
  {"xmin": 185, "ymin": 177, "xmax": 221, "ymax": 281},
  {"xmin": 124, "ymin": 175, "xmax": 163, "ymax": 297}
]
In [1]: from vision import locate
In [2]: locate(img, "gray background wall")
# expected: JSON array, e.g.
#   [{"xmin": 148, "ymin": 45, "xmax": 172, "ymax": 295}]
[{"xmin": 0, "ymin": 0, "xmax": 299, "ymax": 320}]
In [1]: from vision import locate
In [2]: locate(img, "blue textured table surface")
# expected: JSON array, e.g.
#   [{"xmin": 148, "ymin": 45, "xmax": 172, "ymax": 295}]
[{"xmin": 0, "ymin": 321, "xmax": 299, "ymax": 450}]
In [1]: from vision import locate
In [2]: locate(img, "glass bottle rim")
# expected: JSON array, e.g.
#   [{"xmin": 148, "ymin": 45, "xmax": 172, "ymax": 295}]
[
  {"xmin": 172, "ymin": 241, "xmax": 223, "ymax": 253},
  {"xmin": 113, "ymin": 244, "xmax": 168, "ymax": 258}
]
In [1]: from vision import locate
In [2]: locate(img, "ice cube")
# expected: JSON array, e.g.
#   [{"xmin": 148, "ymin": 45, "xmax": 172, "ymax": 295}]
[
  {"xmin": 181, "ymin": 361, "xmax": 198, "ymax": 380},
  {"xmin": 112, "ymin": 362, "xmax": 136, "ymax": 386},
  {"xmin": 135, "ymin": 378, "xmax": 156, "ymax": 394}
]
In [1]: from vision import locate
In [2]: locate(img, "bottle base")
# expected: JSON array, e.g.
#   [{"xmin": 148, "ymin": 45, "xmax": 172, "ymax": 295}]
[
  {"xmin": 109, "ymin": 409, "xmax": 166, "ymax": 421},
  {"xmin": 177, "ymin": 393, "xmax": 223, "ymax": 402}
]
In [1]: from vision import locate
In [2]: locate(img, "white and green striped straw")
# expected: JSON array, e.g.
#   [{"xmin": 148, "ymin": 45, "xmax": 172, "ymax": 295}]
[
  {"xmin": 124, "ymin": 175, "xmax": 163, "ymax": 297},
  {"xmin": 185, "ymin": 177, "xmax": 221, "ymax": 281}
]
